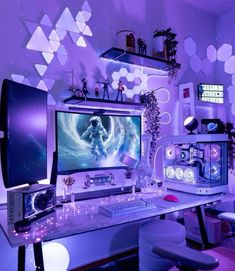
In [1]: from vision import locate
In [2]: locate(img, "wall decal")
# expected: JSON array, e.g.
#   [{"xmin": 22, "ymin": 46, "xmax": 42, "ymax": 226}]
[
  {"xmin": 206, "ymin": 44, "xmax": 217, "ymax": 63},
  {"xmin": 26, "ymin": 26, "xmax": 53, "ymax": 53},
  {"xmin": 42, "ymin": 52, "xmax": 54, "ymax": 64},
  {"xmin": 184, "ymin": 37, "xmax": 196, "ymax": 57},
  {"xmin": 19, "ymin": 1, "xmax": 93, "ymax": 90},
  {"xmin": 201, "ymin": 58, "xmax": 212, "ymax": 75},
  {"xmin": 111, "ymin": 68, "xmax": 149, "ymax": 98},
  {"xmin": 40, "ymin": 14, "xmax": 53, "ymax": 27},
  {"xmin": 35, "ymin": 64, "xmax": 47, "ymax": 76},
  {"xmin": 11, "ymin": 74, "xmax": 25, "ymax": 83},
  {"xmin": 190, "ymin": 55, "xmax": 201, "ymax": 73},
  {"xmin": 217, "ymin": 43, "xmax": 232, "ymax": 62},
  {"xmin": 224, "ymin": 56, "xmax": 235, "ymax": 74}
]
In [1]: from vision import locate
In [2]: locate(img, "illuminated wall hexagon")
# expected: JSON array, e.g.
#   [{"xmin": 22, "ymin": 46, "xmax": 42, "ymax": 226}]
[
  {"xmin": 227, "ymin": 85, "xmax": 235, "ymax": 103},
  {"xmin": 217, "ymin": 43, "xmax": 232, "ymax": 62},
  {"xmin": 184, "ymin": 37, "xmax": 196, "ymax": 56},
  {"xmin": 110, "ymin": 67, "xmax": 149, "ymax": 98},
  {"xmin": 201, "ymin": 58, "xmax": 212, "ymax": 75},
  {"xmin": 232, "ymin": 73, "xmax": 235, "ymax": 85},
  {"xmin": 224, "ymin": 56, "xmax": 235, "ymax": 74},
  {"xmin": 190, "ymin": 55, "xmax": 202, "ymax": 73},
  {"xmin": 207, "ymin": 45, "xmax": 217, "ymax": 63}
]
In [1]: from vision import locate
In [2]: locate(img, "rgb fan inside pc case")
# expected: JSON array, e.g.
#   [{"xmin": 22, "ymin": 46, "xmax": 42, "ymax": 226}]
[{"xmin": 163, "ymin": 134, "xmax": 228, "ymax": 195}]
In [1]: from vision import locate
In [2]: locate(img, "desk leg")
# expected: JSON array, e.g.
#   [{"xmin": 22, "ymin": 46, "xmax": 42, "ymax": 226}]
[
  {"xmin": 18, "ymin": 246, "xmax": 26, "ymax": 271},
  {"xmin": 33, "ymin": 242, "xmax": 44, "ymax": 271},
  {"xmin": 195, "ymin": 206, "xmax": 210, "ymax": 249}
]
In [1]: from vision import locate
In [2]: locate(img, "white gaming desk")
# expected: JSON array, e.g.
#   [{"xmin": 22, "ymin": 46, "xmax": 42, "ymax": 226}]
[{"xmin": 0, "ymin": 190, "xmax": 232, "ymax": 271}]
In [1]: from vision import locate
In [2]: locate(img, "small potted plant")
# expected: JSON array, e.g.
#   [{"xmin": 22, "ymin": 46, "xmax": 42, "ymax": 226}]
[{"xmin": 153, "ymin": 28, "xmax": 180, "ymax": 78}]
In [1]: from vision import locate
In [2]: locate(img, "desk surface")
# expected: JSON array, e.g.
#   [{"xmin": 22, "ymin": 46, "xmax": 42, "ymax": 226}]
[{"xmin": 0, "ymin": 190, "xmax": 231, "ymax": 248}]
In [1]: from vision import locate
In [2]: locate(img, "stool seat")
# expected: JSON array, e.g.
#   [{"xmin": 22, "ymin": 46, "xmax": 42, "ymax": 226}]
[
  {"xmin": 218, "ymin": 212, "xmax": 235, "ymax": 223},
  {"xmin": 139, "ymin": 219, "xmax": 186, "ymax": 244},
  {"xmin": 153, "ymin": 241, "xmax": 219, "ymax": 270}
]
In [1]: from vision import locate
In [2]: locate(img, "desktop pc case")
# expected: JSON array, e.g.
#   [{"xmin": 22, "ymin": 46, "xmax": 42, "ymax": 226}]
[
  {"xmin": 163, "ymin": 134, "xmax": 228, "ymax": 195},
  {"xmin": 7, "ymin": 184, "xmax": 56, "ymax": 224}
]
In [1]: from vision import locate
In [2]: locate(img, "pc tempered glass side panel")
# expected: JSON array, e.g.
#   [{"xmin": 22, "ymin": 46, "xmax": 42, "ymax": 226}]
[
  {"xmin": 164, "ymin": 141, "xmax": 228, "ymax": 188},
  {"xmin": 0, "ymin": 79, "xmax": 47, "ymax": 188},
  {"xmin": 55, "ymin": 111, "xmax": 141, "ymax": 174}
]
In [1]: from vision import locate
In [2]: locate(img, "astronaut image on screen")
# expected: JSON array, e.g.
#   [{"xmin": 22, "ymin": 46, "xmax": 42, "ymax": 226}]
[
  {"xmin": 56, "ymin": 111, "xmax": 141, "ymax": 173},
  {"xmin": 80, "ymin": 116, "xmax": 109, "ymax": 161}
]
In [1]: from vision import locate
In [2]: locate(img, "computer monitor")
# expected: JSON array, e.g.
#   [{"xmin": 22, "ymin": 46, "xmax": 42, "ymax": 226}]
[
  {"xmin": 56, "ymin": 111, "xmax": 141, "ymax": 174},
  {"xmin": 0, "ymin": 79, "xmax": 47, "ymax": 188},
  {"xmin": 198, "ymin": 83, "xmax": 224, "ymax": 104}
]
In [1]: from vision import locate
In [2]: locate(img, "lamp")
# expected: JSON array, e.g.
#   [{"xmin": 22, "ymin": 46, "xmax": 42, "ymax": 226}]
[{"xmin": 184, "ymin": 116, "xmax": 198, "ymax": 134}]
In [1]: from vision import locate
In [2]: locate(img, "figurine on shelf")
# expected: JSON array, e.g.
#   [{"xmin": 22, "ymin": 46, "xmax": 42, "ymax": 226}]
[
  {"xmin": 94, "ymin": 85, "xmax": 100, "ymax": 97},
  {"xmin": 116, "ymin": 80, "xmax": 125, "ymax": 102},
  {"xmin": 69, "ymin": 69, "xmax": 85, "ymax": 98},
  {"xmin": 142, "ymin": 40, "xmax": 147, "ymax": 55},
  {"xmin": 137, "ymin": 35, "xmax": 143, "ymax": 54},
  {"xmin": 97, "ymin": 78, "xmax": 110, "ymax": 100},
  {"xmin": 81, "ymin": 78, "xmax": 90, "ymax": 97}
]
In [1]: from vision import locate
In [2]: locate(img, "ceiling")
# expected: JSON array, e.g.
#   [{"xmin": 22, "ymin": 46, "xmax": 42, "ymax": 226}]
[{"xmin": 180, "ymin": 0, "xmax": 235, "ymax": 15}]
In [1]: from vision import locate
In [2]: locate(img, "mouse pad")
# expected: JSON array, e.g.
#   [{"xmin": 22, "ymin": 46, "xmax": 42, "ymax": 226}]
[{"xmin": 144, "ymin": 194, "xmax": 193, "ymax": 208}]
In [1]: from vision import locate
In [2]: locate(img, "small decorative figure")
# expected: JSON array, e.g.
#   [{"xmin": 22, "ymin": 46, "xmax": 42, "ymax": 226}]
[
  {"xmin": 97, "ymin": 78, "xmax": 110, "ymax": 100},
  {"xmin": 126, "ymin": 33, "xmax": 135, "ymax": 52},
  {"xmin": 81, "ymin": 78, "xmax": 90, "ymax": 97},
  {"xmin": 137, "ymin": 35, "xmax": 143, "ymax": 54},
  {"xmin": 142, "ymin": 40, "xmax": 147, "ymax": 55},
  {"xmin": 94, "ymin": 86, "xmax": 100, "ymax": 97},
  {"xmin": 116, "ymin": 80, "xmax": 125, "ymax": 102}
]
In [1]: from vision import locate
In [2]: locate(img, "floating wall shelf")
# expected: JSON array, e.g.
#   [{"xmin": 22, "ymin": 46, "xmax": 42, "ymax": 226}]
[
  {"xmin": 100, "ymin": 47, "xmax": 180, "ymax": 73},
  {"xmin": 63, "ymin": 96, "xmax": 145, "ymax": 112}
]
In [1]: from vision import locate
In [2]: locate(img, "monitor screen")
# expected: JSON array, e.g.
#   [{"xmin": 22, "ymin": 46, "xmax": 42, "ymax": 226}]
[
  {"xmin": 0, "ymin": 79, "xmax": 47, "ymax": 188},
  {"xmin": 198, "ymin": 83, "xmax": 224, "ymax": 104},
  {"xmin": 56, "ymin": 111, "xmax": 141, "ymax": 174}
]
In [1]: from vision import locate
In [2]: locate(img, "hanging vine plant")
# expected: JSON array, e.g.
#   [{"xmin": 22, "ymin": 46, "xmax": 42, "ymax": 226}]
[{"xmin": 140, "ymin": 91, "xmax": 161, "ymax": 164}]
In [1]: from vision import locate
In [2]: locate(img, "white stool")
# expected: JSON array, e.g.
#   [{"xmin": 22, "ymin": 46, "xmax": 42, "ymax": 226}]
[
  {"xmin": 218, "ymin": 212, "xmax": 235, "ymax": 223},
  {"xmin": 139, "ymin": 219, "xmax": 186, "ymax": 271}
]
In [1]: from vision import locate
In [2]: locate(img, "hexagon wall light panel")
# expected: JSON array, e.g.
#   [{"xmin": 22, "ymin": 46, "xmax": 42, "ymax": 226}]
[
  {"xmin": 190, "ymin": 55, "xmax": 201, "ymax": 73},
  {"xmin": 184, "ymin": 37, "xmax": 196, "ymax": 56},
  {"xmin": 225, "ymin": 56, "xmax": 235, "ymax": 74},
  {"xmin": 201, "ymin": 58, "xmax": 212, "ymax": 75},
  {"xmin": 232, "ymin": 73, "xmax": 235, "ymax": 85},
  {"xmin": 207, "ymin": 45, "xmax": 217, "ymax": 63},
  {"xmin": 227, "ymin": 85, "xmax": 235, "ymax": 103},
  {"xmin": 217, "ymin": 43, "xmax": 232, "ymax": 62}
]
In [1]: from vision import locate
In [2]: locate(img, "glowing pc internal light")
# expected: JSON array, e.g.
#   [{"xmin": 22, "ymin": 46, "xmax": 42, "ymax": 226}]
[
  {"xmin": 204, "ymin": 162, "xmax": 221, "ymax": 180},
  {"xmin": 166, "ymin": 166, "xmax": 175, "ymax": 179},
  {"xmin": 184, "ymin": 168, "xmax": 195, "ymax": 183},
  {"xmin": 165, "ymin": 145, "xmax": 176, "ymax": 160},
  {"xmin": 175, "ymin": 167, "xmax": 184, "ymax": 180},
  {"xmin": 204, "ymin": 144, "xmax": 221, "ymax": 162}
]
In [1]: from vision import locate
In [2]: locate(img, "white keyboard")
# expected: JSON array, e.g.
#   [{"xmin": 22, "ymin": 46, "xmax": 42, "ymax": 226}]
[{"xmin": 98, "ymin": 199, "xmax": 157, "ymax": 217}]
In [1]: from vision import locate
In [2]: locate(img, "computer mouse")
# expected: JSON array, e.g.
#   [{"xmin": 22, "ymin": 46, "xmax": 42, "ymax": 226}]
[{"xmin": 163, "ymin": 194, "xmax": 179, "ymax": 202}]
